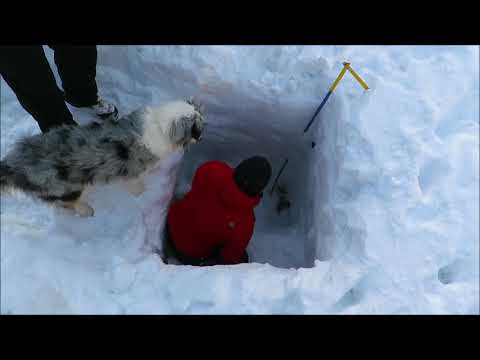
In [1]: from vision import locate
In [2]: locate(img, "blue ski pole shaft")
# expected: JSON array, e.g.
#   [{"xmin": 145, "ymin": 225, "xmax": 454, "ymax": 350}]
[{"xmin": 303, "ymin": 90, "xmax": 332, "ymax": 133}]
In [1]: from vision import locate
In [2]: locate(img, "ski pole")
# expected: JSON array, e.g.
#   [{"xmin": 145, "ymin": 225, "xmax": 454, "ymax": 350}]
[
  {"xmin": 269, "ymin": 158, "xmax": 288, "ymax": 196},
  {"xmin": 303, "ymin": 62, "xmax": 350, "ymax": 134},
  {"xmin": 271, "ymin": 62, "xmax": 369, "ymax": 197}
]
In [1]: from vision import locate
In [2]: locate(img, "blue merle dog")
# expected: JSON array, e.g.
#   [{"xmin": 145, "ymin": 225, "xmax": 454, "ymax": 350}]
[{"xmin": 0, "ymin": 99, "xmax": 204, "ymax": 217}]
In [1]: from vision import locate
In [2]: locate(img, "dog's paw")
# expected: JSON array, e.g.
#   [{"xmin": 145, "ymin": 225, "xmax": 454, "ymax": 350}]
[
  {"xmin": 124, "ymin": 179, "xmax": 146, "ymax": 197},
  {"xmin": 75, "ymin": 202, "xmax": 94, "ymax": 217}
]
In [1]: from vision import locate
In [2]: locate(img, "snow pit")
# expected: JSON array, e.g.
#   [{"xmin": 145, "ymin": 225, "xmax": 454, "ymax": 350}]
[
  {"xmin": 176, "ymin": 112, "xmax": 312, "ymax": 268},
  {"xmin": 1, "ymin": 45, "xmax": 478, "ymax": 314},
  {"xmin": 170, "ymin": 75, "xmax": 352, "ymax": 270}
]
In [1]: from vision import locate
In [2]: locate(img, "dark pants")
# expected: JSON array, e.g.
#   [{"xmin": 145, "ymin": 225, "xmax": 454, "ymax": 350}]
[
  {"xmin": 0, "ymin": 46, "xmax": 98, "ymax": 133},
  {"xmin": 163, "ymin": 224, "xmax": 249, "ymax": 266}
]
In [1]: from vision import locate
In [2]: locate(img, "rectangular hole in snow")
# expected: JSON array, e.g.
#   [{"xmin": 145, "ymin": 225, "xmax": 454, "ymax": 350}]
[{"xmin": 172, "ymin": 106, "xmax": 323, "ymax": 269}]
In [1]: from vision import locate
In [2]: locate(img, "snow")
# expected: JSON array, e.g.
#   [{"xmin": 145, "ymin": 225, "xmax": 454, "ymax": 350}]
[{"xmin": 1, "ymin": 45, "xmax": 479, "ymax": 314}]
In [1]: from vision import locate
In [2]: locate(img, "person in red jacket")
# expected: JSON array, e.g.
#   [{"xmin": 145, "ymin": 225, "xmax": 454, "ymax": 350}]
[{"xmin": 165, "ymin": 156, "xmax": 272, "ymax": 266}]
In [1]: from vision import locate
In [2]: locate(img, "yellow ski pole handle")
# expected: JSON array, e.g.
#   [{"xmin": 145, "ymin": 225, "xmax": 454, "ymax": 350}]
[
  {"xmin": 343, "ymin": 62, "xmax": 370, "ymax": 90},
  {"xmin": 329, "ymin": 64, "xmax": 349, "ymax": 92}
]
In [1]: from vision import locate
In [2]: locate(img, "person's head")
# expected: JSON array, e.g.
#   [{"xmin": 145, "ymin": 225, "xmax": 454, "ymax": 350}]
[{"xmin": 233, "ymin": 156, "xmax": 272, "ymax": 197}]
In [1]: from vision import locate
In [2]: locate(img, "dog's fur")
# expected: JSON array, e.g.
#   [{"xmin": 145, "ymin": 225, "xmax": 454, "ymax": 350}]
[{"xmin": 0, "ymin": 99, "xmax": 205, "ymax": 216}]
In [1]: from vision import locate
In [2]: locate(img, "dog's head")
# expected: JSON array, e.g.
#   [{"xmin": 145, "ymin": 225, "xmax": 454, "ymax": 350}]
[
  {"xmin": 140, "ymin": 99, "xmax": 206, "ymax": 158},
  {"xmin": 166, "ymin": 98, "xmax": 205, "ymax": 148}
]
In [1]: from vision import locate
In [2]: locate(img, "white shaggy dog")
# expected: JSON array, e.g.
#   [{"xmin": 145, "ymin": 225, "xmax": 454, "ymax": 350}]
[{"xmin": 0, "ymin": 98, "xmax": 205, "ymax": 217}]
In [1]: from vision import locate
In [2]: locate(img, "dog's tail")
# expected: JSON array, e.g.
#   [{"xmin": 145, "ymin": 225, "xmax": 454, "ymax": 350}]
[{"xmin": 0, "ymin": 161, "xmax": 15, "ymax": 192}]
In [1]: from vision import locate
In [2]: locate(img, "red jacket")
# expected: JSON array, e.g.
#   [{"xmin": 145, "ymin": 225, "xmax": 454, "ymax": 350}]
[{"xmin": 167, "ymin": 161, "xmax": 260, "ymax": 264}]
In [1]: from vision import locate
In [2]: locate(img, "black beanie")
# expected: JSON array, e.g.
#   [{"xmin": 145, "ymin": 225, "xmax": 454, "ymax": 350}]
[{"xmin": 233, "ymin": 156, "xmax": 272, "ymax": 197}]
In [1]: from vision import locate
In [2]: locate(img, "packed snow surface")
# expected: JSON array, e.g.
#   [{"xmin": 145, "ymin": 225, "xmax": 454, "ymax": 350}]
[{"xmin": 1, "ymin": 45, "xmax": 478, "ymax": 314}]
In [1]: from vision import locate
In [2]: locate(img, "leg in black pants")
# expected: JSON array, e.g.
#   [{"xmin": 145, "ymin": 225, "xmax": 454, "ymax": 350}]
[
  {"xmin": 0, "ymin": 46, "xmax": 77, "ymax": 133},
  {"xmin": 49, "ymin": 45, "xmax": 99, "ymax": 107}
]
